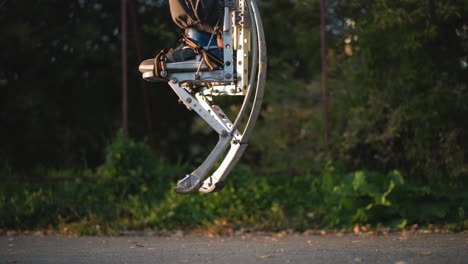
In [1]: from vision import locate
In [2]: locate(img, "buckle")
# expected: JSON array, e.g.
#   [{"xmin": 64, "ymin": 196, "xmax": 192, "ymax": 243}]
[{"xmin": 153, "ymin": 49, "xmax": 169, "ymax": 81}]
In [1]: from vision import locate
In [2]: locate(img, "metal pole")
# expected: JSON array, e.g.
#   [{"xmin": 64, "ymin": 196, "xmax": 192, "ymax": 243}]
[
  {"xmin": 121, "ymin": 0, "xmax": 129, "ymax": 137},
  {"xmin": 320, "ymin": 0, "xmax": 329, "ymax": 145}
]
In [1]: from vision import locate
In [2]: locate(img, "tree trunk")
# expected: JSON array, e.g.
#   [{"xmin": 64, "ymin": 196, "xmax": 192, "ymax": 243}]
[
  {"xmin": 320, "ymin": 0, "xmax": 329, "ymax": 145},
  {"xmin": 129, "ymin": 0, "xmax": 154, "ymax": 145},
  {"xmin": 121, "ymin": 0, "xmax": 129, "ymax": 137}
]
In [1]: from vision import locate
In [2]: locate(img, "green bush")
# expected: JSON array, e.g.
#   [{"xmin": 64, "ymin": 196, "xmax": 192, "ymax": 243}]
[
  {"xmin": 97, "ymin": 133, "xmax": 160, "ymax": 195},
  {"xmin": 1, "ymin": 136, "xmax": 466, "ymax": 233},
  {"xmin": 319, "ymin": 164, "xmax": 405, "ymax": 227},
  {"xmin": 317, "ymin": 163, "xmax": 468, "ymax": 229}
]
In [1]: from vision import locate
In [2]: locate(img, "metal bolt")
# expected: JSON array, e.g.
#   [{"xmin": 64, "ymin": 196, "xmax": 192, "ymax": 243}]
[
  {"xmin": 160, "ymin": 70, "xmax": 167, "ymax": 77},
  {"xmin": 225, "ymin": 73, "xmax": 232, "ymax": 79},
  {"xmin": 186, "ymin": 98, "xmax": 192, "ymax": 103},
  {"xmin": 220, "ymin": 130, "xmax": 228, "ymax": 137}
]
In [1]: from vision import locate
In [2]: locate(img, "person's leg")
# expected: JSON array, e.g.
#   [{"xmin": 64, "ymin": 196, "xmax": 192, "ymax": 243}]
[
  {"xmin": 164, "ymin": 0, "xmax": 223, "ymax": 62},
  {"xmin": 165, "ymin": 29, "xmax": 220, "ymax": 62},
  {"xmin": 169, "ymin": 0, "xmax": 221, "ymax": 31}
]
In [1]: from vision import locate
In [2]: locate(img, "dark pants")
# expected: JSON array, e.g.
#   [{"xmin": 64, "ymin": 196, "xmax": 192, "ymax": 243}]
[{"xmin": 169, "ymin": 0, "xmax": 221, "ymax": 29}]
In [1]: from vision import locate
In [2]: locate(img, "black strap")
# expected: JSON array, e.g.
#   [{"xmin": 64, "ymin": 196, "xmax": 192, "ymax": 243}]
[{"xmin": 183, "ymin": 37, "xmax": 223, "ymax": 71}]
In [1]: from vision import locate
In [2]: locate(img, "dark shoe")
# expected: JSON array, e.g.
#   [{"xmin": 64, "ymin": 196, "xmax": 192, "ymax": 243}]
[{"xmin": 165, "ymin": 29, "xmax": 221, "ymax": 63}]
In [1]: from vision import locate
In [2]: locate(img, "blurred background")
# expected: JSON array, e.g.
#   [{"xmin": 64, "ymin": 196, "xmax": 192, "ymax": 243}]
[{"xmin": 0, "ymin": 0, "xmax": 467, "ymax": 234}]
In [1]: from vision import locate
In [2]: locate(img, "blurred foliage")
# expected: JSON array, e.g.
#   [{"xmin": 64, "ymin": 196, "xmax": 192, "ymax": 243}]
[
  {"xmin": 97, "ymin": 131, "xmax": 159, "ymax": 194},
  {"xmin": 327, "ymin": 0, "xmax": 468, "ymax": 184},
  {"xmin": 0, "ymin": 0, "xmax": 467, "ymax": 232},
  {"xmin": 1, "ymin": 137, "xmax": 466, "ymax": 233},
  {"xmin": 0, "ymin": 0, "xmax": 190, "ymax": 170},
  {"xmin": 320, "ymin": 163, "xmax": 467, "ymax": 228}
]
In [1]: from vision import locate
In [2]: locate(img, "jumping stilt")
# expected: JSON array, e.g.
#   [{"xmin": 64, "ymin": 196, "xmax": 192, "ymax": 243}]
[{"xmin": 138, "ymin": 0, "xmax": 267, "ymax": 194}]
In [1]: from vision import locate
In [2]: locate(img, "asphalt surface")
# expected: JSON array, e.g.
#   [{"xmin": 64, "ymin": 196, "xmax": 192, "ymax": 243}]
[{"xmin": 1, "ymin": 233, "xmax": 467, "ymax": 264}]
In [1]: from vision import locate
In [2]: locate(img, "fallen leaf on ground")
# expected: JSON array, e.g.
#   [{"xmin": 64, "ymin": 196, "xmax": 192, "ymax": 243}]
[
  {"xmin": 419, "ymin": 252, "xmax": 432, "ymax": 256},
  {"xmin": 401, "ymin": 229, "xmax": 408, "ymax": 237},
  {"xmin": 394, "ymin": 261, "xmax": 407, "ymax": 264},
  {"xmin": 354, "ymin": 224, "xmax": 360, "ymax": 234},
  {"xmin": 129, "ymin": 241, "xmax": 144, "ymax": 248},
  {"xmin": 258, "ymin": 255, "xmax": 272, "ymax": 259},
  {"xmin": 354, "ymin": 257, "xmax": 363, "ymax": 262}
]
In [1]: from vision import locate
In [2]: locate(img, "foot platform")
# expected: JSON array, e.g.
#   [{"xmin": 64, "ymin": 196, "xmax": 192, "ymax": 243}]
[
  {"xmin": 138, "ymin": 58, "xmax": 219, "ymax": 83},
  {"xmin": 174, "ymin": 174, "xmax": 203, "ymax": 195}
]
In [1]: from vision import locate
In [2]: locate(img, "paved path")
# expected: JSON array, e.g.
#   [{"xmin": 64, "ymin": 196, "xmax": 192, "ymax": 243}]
[{"xmin": 1, "ymin": 233, "xmax": 467, "ymax": 263}]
